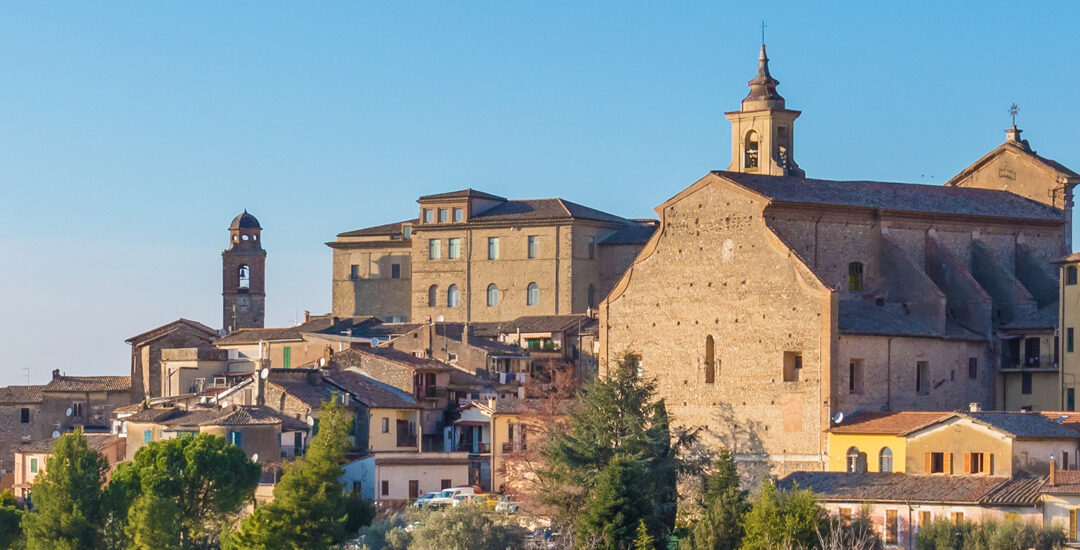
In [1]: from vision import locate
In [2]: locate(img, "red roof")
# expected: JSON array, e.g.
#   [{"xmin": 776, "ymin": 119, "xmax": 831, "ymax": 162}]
[{"xmin": 829, "ymin": 411, "xmax": 953, "ymax": 435}]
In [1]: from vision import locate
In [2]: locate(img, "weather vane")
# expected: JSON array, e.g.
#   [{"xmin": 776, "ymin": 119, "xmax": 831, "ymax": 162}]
[
  {"xmin": 1009, "ymin": 103, "xmax": 1019, "ymax": 126},
  {"xmin": 761, "ymin": 21, "xmax": 767, "ymax": 44}
]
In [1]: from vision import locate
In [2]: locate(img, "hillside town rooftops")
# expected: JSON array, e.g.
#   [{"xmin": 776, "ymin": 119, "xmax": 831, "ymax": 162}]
[
  {"xmin": 18, "ymin": 433, "xmax": 121, "ymax": 454},
  {"xmin": 0, "ymin": 385, "xmax": 45, "ymax": 404},
  {"xmin": 43, "ymin": 375, "xmax": 131, "ymax": 393},
  {"xmin": 124, "ymin": 318, "xmax": 220, "ymax": 346},
  {"xmin": 829, "ymin": 411, "xmax": 952, "ymax": 435},
  {"xmin": 779, "ymin": 472, "xmax": 1039, "ymax": 505},
  {"xmin": 214, "ymin": 315, "xmax": 378, "ymax": 345}
]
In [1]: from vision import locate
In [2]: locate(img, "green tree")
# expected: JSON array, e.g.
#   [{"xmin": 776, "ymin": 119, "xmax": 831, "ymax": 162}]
[
  {"xmin": 740, "ymin": 480, "xmax": 825, "ymax": 550},
  {"xmin": 409, "ymin": 504, "xmax": 525, "ymax": 550},
  {"xmin": 343, "ymin": 492, "xmax": 376, "ymax": 534},
  {"xmin": 575, "ymin": 457, "xmax": 652, "ymax": 549},
  {"xmin": 916, "ymin": 517, "xmax": 1065, "ymax": 550},
  {"xmin": 634, "ymin": 520, "xmax": 656, "ymax": 550},
  {"xmin": 0, "ymin": 489, "xmax": 24, "ymax": 549},
  {"xmin": 21, "ymin": 430, "xmax": 108, "ymax": 550},
  {"xmin": 355, "ymin": 514, "xmax": 413, "ymax": 550},
  {"xmin": 224, "ymin": 400, "xmax": 352, "ymax": 550},
  {"xmin": 100, "ymin": 461, "xmax": 140, "ymax": 549},
  {"xmin": 681, "ymin": 450, "xmax": 749, "ymax": 550},
  {"xmin": 539, "ymin": 353, "xmax": 678, "ymax": 547},
  {"xmin": 124, "ymin": 433, "xmax": 260, "ymax": 549}
]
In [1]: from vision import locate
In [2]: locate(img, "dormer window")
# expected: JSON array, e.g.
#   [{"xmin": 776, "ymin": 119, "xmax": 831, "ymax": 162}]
[
  {"xmin": 848, "ymin": 262, "xmax": 864, "ymax": 291},
  {"xmin": 744, "ymin": 130, "xmax": 760, "ymax": 170}
]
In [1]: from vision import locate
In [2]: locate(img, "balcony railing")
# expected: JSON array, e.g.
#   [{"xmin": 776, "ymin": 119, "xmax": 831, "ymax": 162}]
[
  {"xmin": 396, "ymin": 436, "xmax": 417, "ymax": 448},
  {"xmin": 453, "ymin": 441, "xmax": 490, "ymax": 454},
  {"xmin": 1000, "ymin": 357, "xmax": 1058, "ymax": 370}
]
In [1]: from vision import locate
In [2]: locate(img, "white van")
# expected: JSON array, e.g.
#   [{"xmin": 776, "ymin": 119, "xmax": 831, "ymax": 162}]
[{"xmin": 427, "ymin": 486, "xmax": 477, "ymax": 509}]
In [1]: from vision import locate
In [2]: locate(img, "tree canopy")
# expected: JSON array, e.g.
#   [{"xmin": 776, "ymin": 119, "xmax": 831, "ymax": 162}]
[{"xmin": 21, "ymin": 430, "xmax": 109, "ymax": 550}]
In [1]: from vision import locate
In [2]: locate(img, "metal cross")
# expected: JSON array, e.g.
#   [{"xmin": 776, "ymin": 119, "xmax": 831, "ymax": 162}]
[
  {"xmin": 1009, "ymin": 103, "xmax": 1019, "ymax": 126},
  {"xmin": 761, "ymin": 21, "xmax": 767, "ymax": 44}
]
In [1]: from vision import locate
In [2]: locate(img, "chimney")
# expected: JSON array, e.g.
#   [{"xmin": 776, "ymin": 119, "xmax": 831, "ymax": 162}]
[
  {"xmin": 303, "ymin": 310, "xmax": 311, "ymax": 323},
  {"xmin": 969, "ymin": 402, "xmax": 982, "ymax": 413},
  {"xmin": 52, "ymin": 369, "xmax": 61, "ymax": 380},
  {"xmin": 1050, "ymin": 456, "xmax": 1058, "ymax": 487},
  {"xmin": 253, "ymin": 361, "xmax": 267, "ymax": 407},
  {"xmin": 487, "ymin": 396, "xmax": 497, "ymax": 409},
  {"xmin": 462, "ymin": 323, "xmax": 470, "ymax": 346}
]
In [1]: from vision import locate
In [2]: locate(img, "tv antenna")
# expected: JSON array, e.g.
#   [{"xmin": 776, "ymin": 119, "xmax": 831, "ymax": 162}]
[{"xmin": 1009, "ymin": 103, "xmax": 1019, "ymax": 126}]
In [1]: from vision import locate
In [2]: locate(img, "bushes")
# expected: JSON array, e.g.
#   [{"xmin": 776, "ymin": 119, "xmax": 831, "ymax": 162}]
[{"xmin": 916, "ymin": 517, "xmax": 1065, "ymax": 550}]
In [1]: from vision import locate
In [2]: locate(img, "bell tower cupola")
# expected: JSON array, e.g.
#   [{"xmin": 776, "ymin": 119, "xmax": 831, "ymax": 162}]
[
  {"xmin": 725, "ymin": 44, "xmax": 804, "ymax": 177},
  {"xmin": 222, "ymin": 210, "xmax": 266, "ymax": 333}
]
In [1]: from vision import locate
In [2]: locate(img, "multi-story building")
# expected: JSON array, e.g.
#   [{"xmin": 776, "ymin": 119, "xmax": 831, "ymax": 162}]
[
  {"xmin": 328, "ymin": 189, "xmax": 656, "ymax": 323},
  {"xmin": 599, "ymin": 43, "xmax": 1078, "ymax": 476}
]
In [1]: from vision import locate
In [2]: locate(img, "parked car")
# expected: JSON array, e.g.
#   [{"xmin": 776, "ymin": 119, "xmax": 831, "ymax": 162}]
[
  {"xmin": 413, "ymin": 492, "xmax": 438, "ymax": 508},
  {"xmin": 452, "ymin": 493, "xmax": 500, "ymax": 508},
  {"xmin": 427, "ymin": 486, "xmax": 477, "ymax": 509},
  {"xmin": 495, "ymin": 495, "xmax": 520, "ymax": 513}
]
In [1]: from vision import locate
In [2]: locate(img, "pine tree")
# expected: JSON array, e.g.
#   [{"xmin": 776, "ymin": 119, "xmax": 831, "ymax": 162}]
[
  {"xmin": 574, "ymin": 457, "xmax": 652, "ymax": 549},
  {"xmin": 634, "ymin": 520, "xmax": 656, "ymax": 550},
  {"xmin": 225, "ymin": 400, "xmax": 353, "ymax": 550},
  {"xmin": 0, "ymin": 489, "xmax": 24, "ymax": 549},
  {"xmin": 21, "ymin": 430, "xmax": 108, "ymax": 550},
  {"xmin": 685, "ymin": 449, "xmax": 748, "ymax": 550},
  {"xmin": 741, "ymin": 480, "xmax": 825, "ymax": 550}
]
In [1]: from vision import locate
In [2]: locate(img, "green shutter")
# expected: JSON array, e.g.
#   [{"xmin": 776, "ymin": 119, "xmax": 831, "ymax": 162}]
[{"xmin": 283, "ymin": 346, "xmax": 291, "ymax": 368}]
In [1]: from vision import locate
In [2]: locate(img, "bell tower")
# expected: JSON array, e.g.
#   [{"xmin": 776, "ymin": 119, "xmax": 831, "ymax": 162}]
[
  {"xmin": 222, "ymin": 210, "xmax": 266, "ymax": 333},
  {"xmin": 725, "ymin": 44, "xmax": 804, "ymax": 177}
]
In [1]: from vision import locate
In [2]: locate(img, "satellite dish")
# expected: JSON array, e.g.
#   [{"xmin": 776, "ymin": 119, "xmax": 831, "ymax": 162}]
[
  {"xmin": 436, "ymin": 315, "xmax": 445, "ymax": 322},
  {"xmin": 260, "ymin": 369, "xmax": 270, "ymax": 380},
  {"xmin": 65, "ymin": 408, "xmax": 72, "ymax": 417},
  {"xmin": 832, "ymin": 412, "xmax": 844, "ymax": 424},
  {"xmin": 251, "ymin": 453, "xmax": 259, "ymax": 463},
  {"xmin": 306, "ymin": 415, "xmax": 315, "ymax": 426},
  {"xmin": 318, "ymin": 357, "xmax": 327, "ymax": 367},
  {"xmin": 51, "ymin": 431, "xmax": 61, "ymax": 439}
]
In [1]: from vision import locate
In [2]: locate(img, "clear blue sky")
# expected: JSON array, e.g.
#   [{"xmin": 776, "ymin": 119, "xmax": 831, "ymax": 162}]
[{"xmin": 2, "ymin": 2, "xmax": 1079, "ymax": 383}]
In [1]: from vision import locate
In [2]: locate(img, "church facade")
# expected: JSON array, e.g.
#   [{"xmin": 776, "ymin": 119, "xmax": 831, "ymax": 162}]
[{"xmin": 598, "ymin": 44, "xmax": 1078, "ymax": 475}]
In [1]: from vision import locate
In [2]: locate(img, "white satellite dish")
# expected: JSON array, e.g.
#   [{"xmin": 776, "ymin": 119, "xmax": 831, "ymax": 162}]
[
  {"xmin": 51, "ymin": 431, "xmax": 61, "ymax": 439},
  {"xmin": 436, "ymin": 315, "xmax": 445, "ymax": 322},
  {"xmin": 306, "ymin": 415, "xmax": 315, "ymax": 426},
  {"xmin": 318, "ymin": 357, "xmax": 327, "ymax": 367},
  {"xmin": 65, "ymin": 408, "xmax": 72, "ymax": 417},
  {"xmin": 370, "ymin": 337, "xmax": 382, "ymax": 347},
  {"xmin": 260, "ymin": 369, "xmax": 270, "ymax": 380},
  {"xmin": 251, "ymin": 453, "xmax": 259, "ymax": 463},
  {"xmin": 832, "ymin": 412, "xmax": 844, "ymax": 424}
]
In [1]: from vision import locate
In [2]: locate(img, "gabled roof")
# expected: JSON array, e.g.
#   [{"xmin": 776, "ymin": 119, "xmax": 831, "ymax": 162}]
[
  {"xmin": 493, "ymin": 315, "xmax": 596, "ymax": 335},
  {"xmin": 600, "ymin": 221, "xmax": 658, "ymax": 245},
  {"xmin": 465, "ymin": 198, "xmax": 630, "ymax": 225},
  {"xmin": 215, "ymin": 315, "xmax": 378, "ymax": 345},
  {"xmin": 125, "ymin": 405, "xmax": 308, "ymax": 431},
  {"xmin": 1003, "ymin": 302, "xmax": 1058, "ymax": 331},
  {"xmin": 125, "ymin": 318, "xmax": 219, "ymax": 346},
  {"xmin": 714, "ymin": 171, "xmax": 1065, "ymax": 222},
  {"xmin": 778, "ymin": 471, "xmax": 1025, "ymax": 505},
  {"xmin": 0, "ymin": 385, "xmax": 45, "ymax": 404},
  {"xmin": 43, "ymin": 376, "xmax": 131, "ymax": 393},
  {"xmin": 352, "ymin": 347, "xmax": 454, "ymax": 371},
  {"xmin": 324, "ymin": 370, "xmax": 418, "ymax": 409},
  {"xmin": 418, "ymin": 188, "xmax": 507, "ymax": 202},
  {"xmin": 946, "ymin": 140, "xmax": 1080, "ymax": 188},
  {"xmin": 18, "ymin": 433, "xmax": 120, "ymax": 454},
  {"xmin": 1043, "ymin": 470, "xmax": 1080, "ymax": 495},
  {"xmin": 829, "ymin": 411, "xmax": 952, "ymax": 435},
  {"xmin": 965, "ymin": 412, "xmax": 1080, "ymax": 439}
]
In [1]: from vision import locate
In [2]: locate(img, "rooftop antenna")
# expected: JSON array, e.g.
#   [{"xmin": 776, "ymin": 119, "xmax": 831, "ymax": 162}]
[
  {"xmin": 1009, "ymin": 103, "xmax": 1019, "ymax": 126},
  {"xmin": 22, "ymin": 367, "xmax": 30, "ymax": 385}
]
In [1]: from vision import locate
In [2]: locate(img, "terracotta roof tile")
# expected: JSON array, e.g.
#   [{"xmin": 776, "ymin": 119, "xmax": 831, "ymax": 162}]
[
  {"xmin": 336, "ymin": 219, "xmax": 416, "ymax": 238},
  {"xmin": 829, "ymin": 411, "xmax": 952, "ymax": 435},
  {"xmin": 0, "ymin": 385, "xmax": 45, "ymax": 404},
  {"xmin": 1043, "ymin": 470, "xmax": 1080, "ymax": 495},
  {"xmin": 43, "ymin": 376, "xmax": 131, "ymax": 393},
  {"xmin": 17, "ymin": 433, "xmax": 120, "ymax": 454},
  {"xmin": 779, "ymin": 472, "xmax": 1009, "ymax": 504},
  {"xmin": 324, "ymin": 370, "xmax": 418, "ymax": 409},
  {"xmin": 418, "ymin": 188, "xmax": 506, "ymax": 202}
]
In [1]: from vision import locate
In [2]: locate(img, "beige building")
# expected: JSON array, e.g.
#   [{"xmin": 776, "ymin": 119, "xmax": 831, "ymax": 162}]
[
  {"xmin": 599, "ymin": 44, "xmax": 1077, "ymax": 476},
  {"xmin": 13, "ymin": 433, "xmax": 124, "ymax": 501},
  {"xmin": 126, "ymin": 318, "xmax": 220, "ymax": 401},
  {"xmin": 328, "ymin": 189, "xmax": 656, "ymax": 323}
]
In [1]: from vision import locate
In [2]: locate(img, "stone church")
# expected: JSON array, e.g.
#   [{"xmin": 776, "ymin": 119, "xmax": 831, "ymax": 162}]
[{"xmin": 598, "ymin": 44, "xmax": 1080, "ymax": 474}]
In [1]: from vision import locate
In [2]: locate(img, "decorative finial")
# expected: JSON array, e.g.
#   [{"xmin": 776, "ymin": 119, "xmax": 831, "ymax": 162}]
[
  {"xmin": 760, "ymin": 21, "xmax": 767, "ymax": 45},
  {"xmin": 1009, "ymin": 103, "xmax": 1019, "ymax": 127}
]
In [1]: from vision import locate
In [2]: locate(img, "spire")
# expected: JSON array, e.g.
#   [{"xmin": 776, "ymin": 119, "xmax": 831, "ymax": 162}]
[{"xmin": 742, "ymin": 44, "xmax": 785, "ymax": 110}]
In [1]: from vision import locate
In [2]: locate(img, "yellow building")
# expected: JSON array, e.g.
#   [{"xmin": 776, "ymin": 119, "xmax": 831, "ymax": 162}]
[
  {"xmin": 13, "ymin": 433, "xmax": 125, "ymax": 501},
  {"xmin": 827, "ymin": 411, "xmax": 949, "ymax": 473}
]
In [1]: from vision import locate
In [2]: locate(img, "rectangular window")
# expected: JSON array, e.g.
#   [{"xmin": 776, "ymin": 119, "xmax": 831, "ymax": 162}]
[
  {"xmin": 391, "ymin": 263, "xmax": 401, "ymax": 279},
  {"xmin": 448, "ymin": 352, "xmax": 458, "ymax": 362},
  {"xmin": 966, "ymin": 452, "xmax": 987, "ymax": 474},
  {"xmin": 20, "ymin": 408, "xmax": 29, "ymax": 423},
  {"xmin": 783, "ymin": 352, "xmax": 802, "ymax": 382},
  {"xmin": 1065, "ymin": 452, "xmax": 1070, "ymax": 470},
  {"xmin": 1071, "ymin": 509, "xmax": 1078, "ymax": 542},
  {"xmin": 229, "ymin": 431, "xmax": 242, "ymax": 446},
  {"xmin": 350, "ymin": 264, "xmax": 360, "ymax": 280},
  {"xmin": 1068, "ymin": 266, "xmax": 1078, "ymax": 285},
  {"xmin": 916, "ymin": 361, "xmax": 930, "ymax": 395},
  {"xmin": 528, "ymin": 235, "xmax": 539, "ymax": 259},
  {"xmin": 438, "ymin": 208, "xmax": 448, "ymax": 223},
  {"xmin": 968, "ymin": 357, "xmax": 978, "ymax": 379},
  {"xmin": 144, "ymin": 429, "xmax": 153, "ymax": 444},
  {"xmin": 448, "ymin": 238, "xmax": 461, "ymax": 259},
  {"xmin": 1069, "ymin": 388, "xmax": 1076, "ymax": 412},
  {"xmin": 283, "ymin": 346, "xmax": 292, "ymax": 369},
  {"xmin": 929, "ymin": 451, "xmax": 946, "ymax": 474},
  {"xmin": 587, "ymin": 236, "xmax": 596, "ymax": 259},
  {"xmin": 488, "ymin": 237, "xmax": 499, "ymax": 260},
  {"xmin": 885, "ymin": 509, "xmax": 898, "ymax": 544},
  {"xmin": 919, "ymin": 511, "xmax": 932, "ymax": 531},
  {"xmin": 403, "ymin": 225, "xmax": 412, "ymax": 239},
  {"xmin": 848, "ymin": 360, "xmax": 862, "ymax": 394},
  {"xmin": 72, "ymin": 403, "xmax": 83, "ymax": 417},
  {"xmin": 30, "ymin": 457, "xmax": 38, "ymax": 474},
  {"xmin": 952, "ymin": 512, "xmax": 964, "ymax": 524},
  {"xmin": 423, "ymin": 209, "xmax": 433, "ymax": 223},
  {"xmin": 1022, "ymin": 372, "xmax": 1033, "ymax": 394},
  {"xmin": 838, "ymin": 507, "xmax": 852, "ymax": 521},
  {"xmin": 453, "ymin": 208, "xmax": 463, "ymax": 222},
  {"xmin": 381, "ymin": 480, "xmax": 389, "ymax": 496},
  {"xmin": 441, "ymin": 478, "xmax": 452, "ymax": 489},
  {"xmin": 1070, "ymin": 328, "xmax": 1075, "ymax": 353},
  {"xmin": 429, "ymin": 239, "xmax": 441, "ymax": 260},
  {"xmin": 381, "ymin": 418, "xmax": 389, "ymax": 433}
]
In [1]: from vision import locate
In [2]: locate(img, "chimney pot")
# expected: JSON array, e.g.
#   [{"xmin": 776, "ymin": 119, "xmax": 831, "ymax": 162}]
[
  {"xmin": 303, "ymin": 310, "xmax": 311, "ymax": 323},
  {"xmin": 1051, "ymin": 456, "xmax": 1058, "ymax": 486},
  {"xmin": 52, "ymin": 369, "xmax": 61, "ymax": 380},
  {"xmin": 969, "ymin": 402, "xmax": 982, "ymax": 413}
]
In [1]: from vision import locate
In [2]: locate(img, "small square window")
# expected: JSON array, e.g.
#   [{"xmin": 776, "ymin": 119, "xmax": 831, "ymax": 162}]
[
  {"xmin": 423, "ymin": 209, "xmax": 434, "ymax": 224},
  {"xmin": 20, "ymin": 408, "xmax": 29, "ymax": 423},
  {"xmin": 381, "ymin": 480, "xmax": 390, "ymax": 496},
  {"xmin": 453, "ymin": 208, "xmax": 463, "ymax": 222},
  {"xmin": 783, "ymin": 352, "xmax": 802, "ymax": 382},
  {"xmin": 391, "ymin": 263, "xmax": 401, "ymax": 279},
  {"xmin": 438, "ymin": 208, "xmax": 448, "ymax": 223},
  {"xmin": 350, "ymin": 264, "xmax": 360, "ymax": 280}
]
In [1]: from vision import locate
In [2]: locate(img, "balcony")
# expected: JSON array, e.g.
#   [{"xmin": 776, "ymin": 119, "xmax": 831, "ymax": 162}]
[
  {"xmin": 453, "ymin": 441, "xmax": 489, "ymax": 454},
  {"xmin": 396, "ymin": 435, "xmax": 417, "ymax": 448},
  {"xmin": 1000, "ymin": 357, "xmax": 1058, "ymax": 372},
  {"xmin": 420, "ymin": 386, "xmax": 448, "ymax": 399}
]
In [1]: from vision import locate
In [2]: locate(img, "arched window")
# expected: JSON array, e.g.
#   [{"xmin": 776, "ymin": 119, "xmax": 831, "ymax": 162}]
[
  {"xmin": 744, "ymin": 130, "xmax": 760, "ymax": 170},
  {"xmin": 848, "ymin": 262, "xmax": 864, "ymax": 292},
  {"xmin": 1068, "ymin": 265, "xmax": 1078, "ymax": 286},
  {"xmin": 447, "ymin": 285, "xmax": 460, "ymax": 308},
  {"xmin": 526, "ymin": 282, "xmax": 539, "ymax": 306},
  {"xmin": 879, "ymin": 447, "xmax": 893, "ymax": 473},
  {"xmin": 428, "ymin": 285, "xmax": 438, "ymax": 307},
  {"xmin": 486, "ymin": 284, "xmax": 500, "ymax": 307},
  {"xmin": 846, "ymin": 447, "xmax": 862, "ymax": 473},
  {"xmin": 704, "ymin": 335, "xmax": 716, "ymax": 384},
  {"xmin": 238, "ymin": 265, "xmax": 250, "ymax": 289},
  {"xmin": 588, "ymin": 284, "xmax": 597, "ymax": 308}
]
